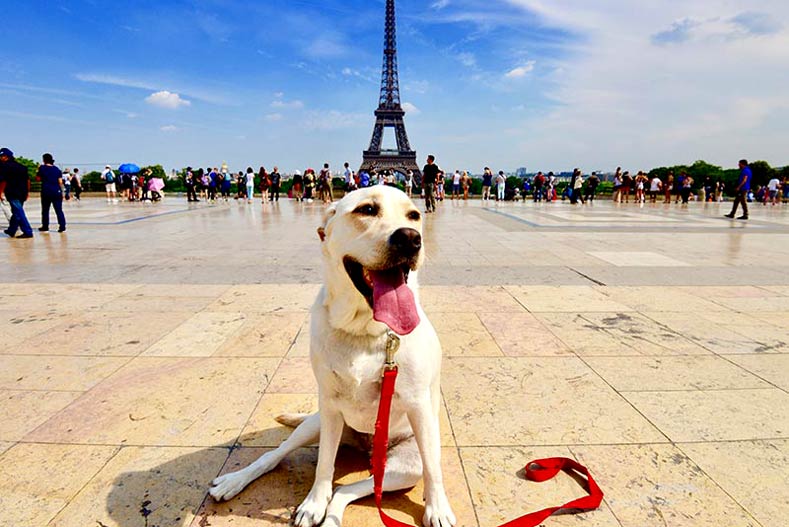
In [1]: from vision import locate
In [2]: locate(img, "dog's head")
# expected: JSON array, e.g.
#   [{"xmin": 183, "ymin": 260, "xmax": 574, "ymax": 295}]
[{"xmin": 318, "ymin": 186, "xmax": 423, "ymax": 335}]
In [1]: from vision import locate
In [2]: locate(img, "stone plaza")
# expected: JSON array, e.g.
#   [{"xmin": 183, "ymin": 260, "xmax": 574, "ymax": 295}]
[{"xmin": 1, "ymin": 196, "xmax": 788, "ymax": 527}]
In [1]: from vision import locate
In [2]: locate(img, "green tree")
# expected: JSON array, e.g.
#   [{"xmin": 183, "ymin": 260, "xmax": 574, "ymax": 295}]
[
  {"xmin": 16, "ymin": 156, "xmax": 38, "ymax": 181},
  {"xmin": 748, "ymin": 160, "xmax": 775, "ymax": 187}
]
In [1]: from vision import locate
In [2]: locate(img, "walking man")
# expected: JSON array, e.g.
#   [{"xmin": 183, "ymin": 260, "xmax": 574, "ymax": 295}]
[
  {"xmin": 102, "ymin": 165, "xmax": 117, "ymax": 202},
  {"xmin": 725, "ymin": 159, "xmax": 752, "ymax": 220},
  {"xmin": 0, "ymin": 147, "xmax": 34, "ymax": 238},
  {"xmin": 38, "ymin": 153, "xmax": 67, "ymax": 233},
  {"xmin": 422, "ymin": 155, "xmax": 439, "ymax": 213}
]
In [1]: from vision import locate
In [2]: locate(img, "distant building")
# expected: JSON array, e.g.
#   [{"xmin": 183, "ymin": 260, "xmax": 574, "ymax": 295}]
[{"xmin": 516, "ymin": 167, "xmax": 528, "ymax": 178}]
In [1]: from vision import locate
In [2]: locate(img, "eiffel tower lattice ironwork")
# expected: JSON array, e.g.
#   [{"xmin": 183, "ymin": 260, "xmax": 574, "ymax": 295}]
[{"xmin": 360, "ymin": 0, "xmax": 421, "ymax": 178}]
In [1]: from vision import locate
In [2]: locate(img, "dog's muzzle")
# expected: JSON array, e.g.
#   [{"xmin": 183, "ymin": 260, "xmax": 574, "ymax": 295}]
[{"xmin": 389, "ymin": 228, "xmax": 422, "ymax": 259}]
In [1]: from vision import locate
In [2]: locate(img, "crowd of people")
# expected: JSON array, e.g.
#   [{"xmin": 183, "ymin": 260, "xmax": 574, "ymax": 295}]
[{"xmin": 2, "ymin": 145, "xmax": 786, "ymax": 239}]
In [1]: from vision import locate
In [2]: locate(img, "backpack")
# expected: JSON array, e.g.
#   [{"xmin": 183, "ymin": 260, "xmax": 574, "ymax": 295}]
[{"xmin": 105, "ymin": 171, "xmax": 115, "ymax": 183}]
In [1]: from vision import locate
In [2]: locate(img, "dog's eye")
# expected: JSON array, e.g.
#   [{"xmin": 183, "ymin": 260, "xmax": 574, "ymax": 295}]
[
  {"xmin": 407, "ymin": 210, "xmax": 421, "ymax": 221},
  {"xmin": 354, "ymin": 204, "xmax": 379, "ymax": 216}
]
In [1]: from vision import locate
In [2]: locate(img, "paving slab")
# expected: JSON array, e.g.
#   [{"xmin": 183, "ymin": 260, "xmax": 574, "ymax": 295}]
[{"xmin": 1, "ymin": 197, "xmax": 788, "ymax": 526}]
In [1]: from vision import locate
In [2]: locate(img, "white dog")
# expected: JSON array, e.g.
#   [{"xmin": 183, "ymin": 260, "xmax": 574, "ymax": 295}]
[{"xmin": 209, "ymin": 186, "xmax": 456, "ymax": 527}]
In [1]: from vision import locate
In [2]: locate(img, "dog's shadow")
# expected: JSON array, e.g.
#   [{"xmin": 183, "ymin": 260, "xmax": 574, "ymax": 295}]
[{"xmin": 105, "ymin": 428, "xmax": 425, "ymax": 527}]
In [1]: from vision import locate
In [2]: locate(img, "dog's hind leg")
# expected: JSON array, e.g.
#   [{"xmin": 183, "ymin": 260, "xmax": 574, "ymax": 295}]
[
  {"xmin": 322, "ymin": 436, "xmax": 422, "ymax": 527},
  {"xmin": 209, "ymin": 412, "xmax": 321, "ymax": 502}
]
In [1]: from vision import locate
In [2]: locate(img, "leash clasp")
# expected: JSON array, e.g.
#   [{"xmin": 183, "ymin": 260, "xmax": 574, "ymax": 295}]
[{"xmin": 384, "ymin": 330, "xmax": 401, "ymax": 371}]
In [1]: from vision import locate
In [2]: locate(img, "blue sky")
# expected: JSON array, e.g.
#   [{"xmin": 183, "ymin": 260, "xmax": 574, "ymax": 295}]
[{"xmin": 2, "ymin": 0, "xmax": 788, "ymax": 174}]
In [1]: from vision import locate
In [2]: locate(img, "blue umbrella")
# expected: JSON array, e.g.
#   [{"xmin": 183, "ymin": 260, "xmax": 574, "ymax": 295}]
[{"xmin": 119, "ymin": 163, "xmax": 141, "ymax": 174}]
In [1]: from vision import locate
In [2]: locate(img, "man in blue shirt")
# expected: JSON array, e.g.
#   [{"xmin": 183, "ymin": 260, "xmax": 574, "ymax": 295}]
[
  {"xmin": 0, "ymin": 147, "xmax": 34, "ymax": 238},
  {"xmin": 37, "ymin": 153, "xmax": 67, "ymax": 232},
  {"xmin": 725, "ymin": 159, "xmax": 752, "ymax": 220}
]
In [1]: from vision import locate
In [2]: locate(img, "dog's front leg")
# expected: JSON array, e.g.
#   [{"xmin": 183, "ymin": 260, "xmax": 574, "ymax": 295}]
[
  {"xmin": 408, "ymin": 399, "xmax": 457, "ymax": 527},
  {"xmin": 293, "ymin": 406, "xmax": 344, "ymax": 527}
]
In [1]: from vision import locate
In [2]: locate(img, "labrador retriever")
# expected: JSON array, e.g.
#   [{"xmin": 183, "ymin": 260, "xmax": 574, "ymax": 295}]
[{"xmin": 209, "ymin": 185, "xmax": 456, "ymax": 527}]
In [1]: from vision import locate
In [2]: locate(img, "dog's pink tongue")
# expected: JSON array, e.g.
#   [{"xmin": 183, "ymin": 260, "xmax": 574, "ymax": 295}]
[{"xmin": 371, "ymin": 268, "xmax": 420, "ymax": 335}]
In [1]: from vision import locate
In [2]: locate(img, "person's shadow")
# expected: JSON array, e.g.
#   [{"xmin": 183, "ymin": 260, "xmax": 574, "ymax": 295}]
[{"xmin": 105, "ymin": 428, "xmax": 425, "ymax": 527}]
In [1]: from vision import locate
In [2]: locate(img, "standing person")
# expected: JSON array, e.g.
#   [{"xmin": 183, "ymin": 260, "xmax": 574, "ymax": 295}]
[
  {"xmin": 681, "ymin": 173, "xmax": 694, "ymax": 204},
  {"xmin": 664, "ymin": 172, "xmax": 674, "ymax": 203},
  {"xmin": 496, "ymin": 170, "xmax": 507, "ymax": 201},
  {"xmin": 533, "ymin": 171, "xmax": 544, "ymax": 202},
  {"xmin": 291, "ymin": 169, "xmax": 303, "ymax": 201},
  {"xmin": 621, "ymin": 171, "xmax": 632, "ymax": 203},
  {"xmin": 767, "ymin": 174, "xmax": 780, "ymax": 206},
  {"xmin": 258, "ymin": 167, "xmax": 269, "ymax": 203},
  {"xmin": 37, "ymin": 153, "xmax": 66, "ymax": 233},
  {"xmin": 0, "ymin": 148, "xmax": 34, "ymax": 238},
  {"xmin": 612, "ymin": 172, "xmax": 622, "ymax": 203},
  {"xmin": 422, "ymin": 154, "xmax": 439, "ymax": 213},
  {"xmin": 452, "ymin": 170, "xmax": 461, "ymax": 199},
  {"xmin": 461, "ymin": 171, "xmax": 471, "ymax": 200},
  {"xmin": 71, "ymin": 168, "xmax": 83, "ymax": 201},
  {"xmin": 102, "ymin": 165, "xmax": 117, "ymax": 203},
  {"xmin": 481, "ymin": 167, "xmax": 493, "ymax": 201},
  {"xmin": 343, "ymin": 162, "xmax": 353, "ymax": 196},
  {"xmin": 304, "ymin": 168, "xmax": 315, "ymax": 202},
  {"xmin": 674, "ymin": 171, "xmax": 685, "ymax": 204},
  {"xmin": 547, "ymin": 172, "xmax": 557, "ymax": 202},
  {"xmin": 319, "ymin": 163, "xmax": 332, "ymax": 203},
  {"xmin": 404, "ymin": 169, "xmax": 414, "ymax": 198},
  {"xmin": 634, "ymin": 172, "xmax": 646, "ymax": 203},
  {"xmin": 649, "ymin": 173, "xmax": 662, "ymax": 203},
  {"xmin": 436, "ymin": 170, "xmax": 445, "ymax": 201},
  {"xmin": 206, "ymin": 168, "xmax": 217, "ymax": 201},
  {"xmin": 571, "ymin": 168, "xmax": 585, "ymax": 204},
  {"xmin": 585, "ymin": 172, "xmax": 600, "ymax": 203},
  {"xmin": 139, "ymin": 171, "xmax": 150, "ymax": 201},
  {"xmin": 220, "ymin": 168, "xmax": 231, "ymax": 200},
  {"xmin": 725, "ymin": 159, "xmax": 752, "ymax": 220},
  {"xmin": 269, "ymin": 166, "xmax": 282, "ymax": 202},
  {"xmin": 62, "ymin": 168, "xmax": 72, "ymax": 200},
  {"xmin": 186, "ymin": 167, "xmax": 198, "ymax": 202}
]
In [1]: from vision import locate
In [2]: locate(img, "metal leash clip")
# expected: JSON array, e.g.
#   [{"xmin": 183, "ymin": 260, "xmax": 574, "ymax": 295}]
[{"xmin": 384, "ymin": 330, "xmax": 401, "ymax": 372}]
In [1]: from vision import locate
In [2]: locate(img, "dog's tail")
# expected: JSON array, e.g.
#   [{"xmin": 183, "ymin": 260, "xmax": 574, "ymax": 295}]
[{"xmin": 274, "ymin": 413, "xmax": 310, "ymax": 428}]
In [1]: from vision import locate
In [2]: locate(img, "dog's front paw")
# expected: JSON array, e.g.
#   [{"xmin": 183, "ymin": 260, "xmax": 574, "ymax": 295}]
[
  {"xmin": 293, "ymin": 489, "xmax": 331, "ymax": 527},
  {"xmin": 209, "ymin": 470, "xmax": 251, "ymax": 502},
  {"xmin": 423, "ymin": 494, "xmax": 456, "ymax": 527}
]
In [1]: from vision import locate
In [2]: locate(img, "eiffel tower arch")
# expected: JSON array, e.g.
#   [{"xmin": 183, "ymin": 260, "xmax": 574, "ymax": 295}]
[{"xmin": 359, "ymin": 0, "xmax": 421, "ymax": 179}]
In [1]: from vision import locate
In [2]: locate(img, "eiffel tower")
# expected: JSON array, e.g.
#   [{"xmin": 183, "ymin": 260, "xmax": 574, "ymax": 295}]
[{"xmin": 359, "ymin": 0, "xmax": 421, "ymax": 179}]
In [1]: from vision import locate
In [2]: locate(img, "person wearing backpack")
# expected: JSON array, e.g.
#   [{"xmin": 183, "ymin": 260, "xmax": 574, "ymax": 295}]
[{"xmin": 102, "ymin": 165, "xmax": 117, "ymax": 203}]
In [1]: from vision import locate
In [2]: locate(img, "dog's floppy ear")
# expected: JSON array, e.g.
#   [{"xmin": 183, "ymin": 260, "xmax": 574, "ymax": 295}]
[{"xmin": 317, "ymin": 203, "xmax": 337, "ymax": 242}]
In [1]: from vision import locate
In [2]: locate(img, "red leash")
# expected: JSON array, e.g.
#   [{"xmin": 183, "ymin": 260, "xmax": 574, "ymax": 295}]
[{"xmin": 372, "ymin": 347, "xmax": 604, "ymax": 527}]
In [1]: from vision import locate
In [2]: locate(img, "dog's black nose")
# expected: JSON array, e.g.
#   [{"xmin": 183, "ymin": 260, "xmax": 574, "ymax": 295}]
[{"xmin": 390, "ymin": 228, "xmax": 422, "ymax": 257}]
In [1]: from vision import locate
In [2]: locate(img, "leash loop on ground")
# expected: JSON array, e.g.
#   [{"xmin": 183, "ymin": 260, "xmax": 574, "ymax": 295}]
[{"xmin": 372, "ymin": 364, "xmax": 604, "ymax": 527}]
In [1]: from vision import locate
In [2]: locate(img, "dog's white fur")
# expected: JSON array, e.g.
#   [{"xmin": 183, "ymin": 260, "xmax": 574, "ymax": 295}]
[{"xmin": 209, "ymin": 186, "xmax": 456, "ymax": 527}]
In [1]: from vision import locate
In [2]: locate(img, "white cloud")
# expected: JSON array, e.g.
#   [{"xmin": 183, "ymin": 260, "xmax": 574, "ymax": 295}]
[
  {"xmin": 75, "ymin": 73, "xmax": 231, "ymax": 105},
  {"xmin": 303, "ymin": 110, "xmax": 367, "ymax": 131},
  {"xmin": 402, "ymin": 102, "xmax": 421, "ymax": 115},
  {"xmin": 145, "ymin": 91, "xmax": 191, "ymax": 109},
  {"xmin": 431, "ymin": 0, "xmax": 451, "ymax": 10},
  {"xmin": 457, "ymin": 52, "xmax": 477, "ymax": 68},
  {"xmin": 160, "ymin": 125, "xmax": 178, "ymax": 132},
  {"xmin": 497, "ymin": 0, "xmax": 789, "ymax": 169},
  {"xmin": 505, "ymin": 61, "xmax": 536, "ymax": 78},
  {"xmin": 265, "ymin": 113, "xmax": 284, "ymax": 122},
  {"xmin": 271, "ymin": 99, "xmax": 304, "ymax": 110}
]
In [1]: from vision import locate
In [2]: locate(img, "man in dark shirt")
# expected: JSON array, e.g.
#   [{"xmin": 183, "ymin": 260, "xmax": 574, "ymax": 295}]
[
  {"xmin": 0, "ymin": 147, "xmax": 34, "ymax": 238},
  {"xmin": 37, "ymin": 153, "xmax": 66, "ymax": 232},
  {"xmin": 269, "ymin": 166, "xmax": 282, "ymax": 202},
  {"xmin": 422, "ymin": 155, "xmax": 440, "ymax": 213},
  {"xmin": 725, "ymin": 159, "xmax": 752, "ymax": 220}
]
